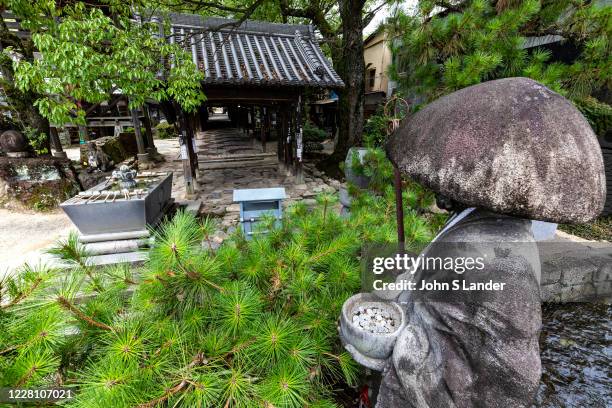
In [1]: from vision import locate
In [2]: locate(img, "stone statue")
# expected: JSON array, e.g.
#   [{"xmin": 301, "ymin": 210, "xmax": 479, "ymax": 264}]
[
  {"xmin": 346, "ymin": 78, "xmax": 606, "ymax": 407},
  {"xmin": 86, "ymin": 141, "xmax": 113, "ymax": 172},
  {"xmin": 112, "ymin": 165, "xmax": 137, "ymax": 190}
]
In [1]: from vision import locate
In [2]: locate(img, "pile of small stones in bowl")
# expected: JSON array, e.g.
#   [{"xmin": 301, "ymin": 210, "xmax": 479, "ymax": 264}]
[{"xmin": 352, "ymin": 306, "xmax": 396, "ymax": 334}]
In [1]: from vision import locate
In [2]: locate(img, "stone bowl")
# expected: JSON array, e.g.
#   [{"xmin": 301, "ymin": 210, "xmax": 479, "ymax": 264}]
[{"xmin": 340, "ymin": 293, "xmax": 406, "ymax": 362}]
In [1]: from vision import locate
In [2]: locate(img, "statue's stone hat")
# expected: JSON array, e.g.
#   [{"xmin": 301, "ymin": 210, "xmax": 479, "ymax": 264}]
[{"xmin": 386, "ymin": 77, "xmax": 606, "ymax": 223}]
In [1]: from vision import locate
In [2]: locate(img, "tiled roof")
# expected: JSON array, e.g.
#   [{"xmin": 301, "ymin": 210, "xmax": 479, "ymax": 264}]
[{"xmin": 161, "ymin": 13, "xmax": 344, "ymax": 88}]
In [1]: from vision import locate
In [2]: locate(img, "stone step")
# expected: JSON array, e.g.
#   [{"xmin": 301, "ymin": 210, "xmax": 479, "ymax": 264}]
[
  {"xmin": 199, "ymin": 152, "xmax": 277, "ymax": 161},
  {"xmin": 79, "ymin": 230, "xmax": 150, "ymax": 243},
  {"xmin": 40, "ymin": 250, "xmax": 147, "ymax": 269},
  {"xmin": 198, "ymin": 160, "xmax": 279, "ymax": 170},
  {"xmin": 83, "ymin": 238, "xmax": 152, "ymax": 256}
]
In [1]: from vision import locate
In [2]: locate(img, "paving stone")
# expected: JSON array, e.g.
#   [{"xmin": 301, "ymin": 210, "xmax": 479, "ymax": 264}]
[{"xmin": 225, "ymin": 204, "xmax": 240, "ymax": 212}]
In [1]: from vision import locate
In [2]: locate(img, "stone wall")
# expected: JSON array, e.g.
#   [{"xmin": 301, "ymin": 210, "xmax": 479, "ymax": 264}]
[
  {"xmin": 540, "ymin": 243, "xmax": 612, "ymax": 302},
  {"xmin": 0, "ymin": 157, "xmax": 81, "ymax": 210}
]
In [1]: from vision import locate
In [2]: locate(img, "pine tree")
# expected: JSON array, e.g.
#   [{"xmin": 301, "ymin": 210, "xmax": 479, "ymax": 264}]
[{"xmin": 389, "ymin": 0, "xmax": 611, "ymax": 107}]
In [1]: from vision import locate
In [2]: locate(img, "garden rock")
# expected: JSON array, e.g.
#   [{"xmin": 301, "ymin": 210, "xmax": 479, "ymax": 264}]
[
  {"xmin": 0, "ymin": 130, "xmax": 30, "ymax": 157},
  {"xmin": 386, "ymin": 77, "xmax": 606, "ymax": 223},
  {"xmin": 0, "ymin": 156, "xmax": 81, "ymax": 210},
  {"xmin": 302, "ymin": 198, "xmax": 317, "ymax": 207},
  {"xmin": 344, "ymin": 147, "xmax": 370, "ymax": 189}
]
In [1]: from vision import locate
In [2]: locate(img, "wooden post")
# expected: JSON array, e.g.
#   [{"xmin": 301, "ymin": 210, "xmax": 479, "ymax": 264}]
[
  {"xmin": 250, "ymin": 106, "xmax": 256, "ymax": 144},
  {"xmin": 261, "ymin": 106, "xmax": 267, "ymax": 153},
  {"xmin": 189, "ymin": 113, "xmax": 199, "ymax": 172},
  {"xmin": 286, "ymin": 108, "xmax": 294, "ymax": 175},
  {"xmin": 130, "ymin": 108, "xmax": 149, "ymax": 163},
  {"xmin": 295, "ymin": 95, "xmax": 304, "ymax": 184},
  {"xmin": 177, "ymin": 107, "xmax": 195, "ymax": 196},
  {"xmin": 277, "ymin": 108, "xmax": 285, "ymax": 172},
  {"xmin": 394, "ymin": 166, "xmax": 405, "ymax": 251},
  {"xmin": 77, "ymin": 124, "xmax": 89, "ymax": 164},
  {"xmin": 49, "ymin": 127, "xmax": 67, "ymax": 158},
  {"xmin": 242, "ymin": 107, "xmax": 248, "ymax": 134}
]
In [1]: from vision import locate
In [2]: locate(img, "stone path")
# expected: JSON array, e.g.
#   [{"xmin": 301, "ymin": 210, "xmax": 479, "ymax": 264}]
[{"xmin": 192, "ymin": 119, "xmax": 341, "ymax": 231}]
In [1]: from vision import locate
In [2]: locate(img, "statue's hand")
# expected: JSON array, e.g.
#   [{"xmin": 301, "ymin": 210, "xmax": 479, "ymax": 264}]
[{"xmin": 344, "ymin": 343, "xmax": 387, "ymax": 372}]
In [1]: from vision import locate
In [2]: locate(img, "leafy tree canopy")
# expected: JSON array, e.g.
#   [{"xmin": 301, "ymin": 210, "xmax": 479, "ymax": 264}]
[
  {"xmin": 388, "ymin": 0, "xmax": 611, "ymax": 104},
  {"xmin": 3, "ymin": 0, "xmax": 206, "ymax": 126}
]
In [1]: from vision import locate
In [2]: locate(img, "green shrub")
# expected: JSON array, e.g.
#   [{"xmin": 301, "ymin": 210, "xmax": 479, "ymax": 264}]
[
  {"xmin": 574, "ymin": 97, "xmax": 612, "ymax": 140},
  {"xmin": 0, "ymin": 205, "xmax": 364, "ymax": 407},
  {"xmin": 303, "ymin": 122, "xmax": 328, "ymax": 153},
  {"xmin": 303, "ymin": 122, "xmax": 328, "ymax": 142},
  {"xmin": 23, "ymin": 126, "xmax": 49, "ymax": 155},
  {"xmin": 0, "ymin": 179, "xmax": 445, "ymax": 406},
  {"xmin": 155, "ymin": 122, "xmax": 176, "ymax": 139}
]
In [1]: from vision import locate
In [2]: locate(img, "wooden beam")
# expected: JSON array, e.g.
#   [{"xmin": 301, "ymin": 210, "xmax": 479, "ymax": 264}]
[{"xmin": 202, "ymin": 86, "xmax": 302, "ymax": 103}]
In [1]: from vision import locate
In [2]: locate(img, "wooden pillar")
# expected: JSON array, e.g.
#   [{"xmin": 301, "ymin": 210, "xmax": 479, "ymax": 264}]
[
  {"xmin": 77, "ymin": 124, "xmax": 89, "ymax": 164},
  {"xmin": 250, "ymin": 106, "xmax": 255, "ymax": 140},
  {"xmin": 49, "ymin": 127, "xmax": 67, "ymax": 158},
  {"xmin": 188, "ymin": 113, "xmax": 199, "ymax": 173},
  {"xmin": 295, "ymin": 95, "xmax": 304, "ymax": 183},
  {"xmin": 177, "ymin": 106, "xmax": 195, "ymax": 196},
  {"xmin": 286, "ymin": 107, "xmax": 294, "ymax": 175},
  {"xmin": 142, "ymin": 105, "xmax": 157, "ymax": 156},
  {"xmin": 277, "ymin": 108, "xmax": 285, "ymax": 172},
  {"xmin": 261, "ymin": 106, "xmax": 268, "ymax": 153},
  {"xmin": 130, "ymin": 107, "xmax": 149, "ymax": 162},
  {"xmin": 242, "ymin": 107, "xmax": 248, "ymax": 134}
]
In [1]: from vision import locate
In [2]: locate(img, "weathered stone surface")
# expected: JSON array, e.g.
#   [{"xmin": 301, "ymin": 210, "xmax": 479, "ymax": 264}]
[
  {"xmin": 375, "ymin": 210, "xmax": 542, "ymax": 408},
  {"xmin": 0, "ymin": 130, "xmax": 29, "ymax": 155},
  {"xmin": 386, "ymin": 77, "xmax": 606, "ymax": 223},
  {"xmin": 0, "ymin": 157, "xmax": 81, "ymax": 210},
  {"xmin": 302, "ymin": 198, "xmax": 317, "ymax": 207},
  {"xmin": 344, "ymin": 147, "xmax": 370, "ymax": 189},
  {"xmin": 225, "ymin": 203, "xmax": 240, "ymax": 212}
]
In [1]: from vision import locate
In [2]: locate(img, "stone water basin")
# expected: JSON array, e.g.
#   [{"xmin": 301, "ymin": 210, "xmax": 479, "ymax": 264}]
[
  {"xmin": 340, "ymin": 293, "xmax": 406, "ymax": 370},
  {"xmin": 60, "ymin": 172, "xmax": 172, "ymax": 235}
]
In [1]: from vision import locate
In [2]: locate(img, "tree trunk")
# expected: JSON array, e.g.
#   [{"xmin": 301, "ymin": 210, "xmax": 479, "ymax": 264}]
[
  {"xmin": 333, "ymin": 0, "xmax": 366, "ymax": 159},
  {"xmin": 0, "ymin": 32, "xmax": 51, "ymax": 154}
]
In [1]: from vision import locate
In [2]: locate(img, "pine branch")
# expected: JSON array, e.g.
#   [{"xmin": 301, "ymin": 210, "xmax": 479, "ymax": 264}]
[
  {"xmin": 1, "ymin": 277, "xmax": 42, "ymax": 310},
  {"xmin": 15, "ymin": 366, "xmax": 37, "ymax": 387},
  {"xmin": 0, "ymin": 344, "xmax": 18, "ymax": 355},
  {"xmin": 137, "ymin": 352, "xmax": 207, "ymax": 408},
  {"xmin": 56, "ymin": 296, "xmax": 113, "ymax": 331},
  {"xmin": 176, "ymin": 259, "xmax": 225, "ymax": 293}
]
